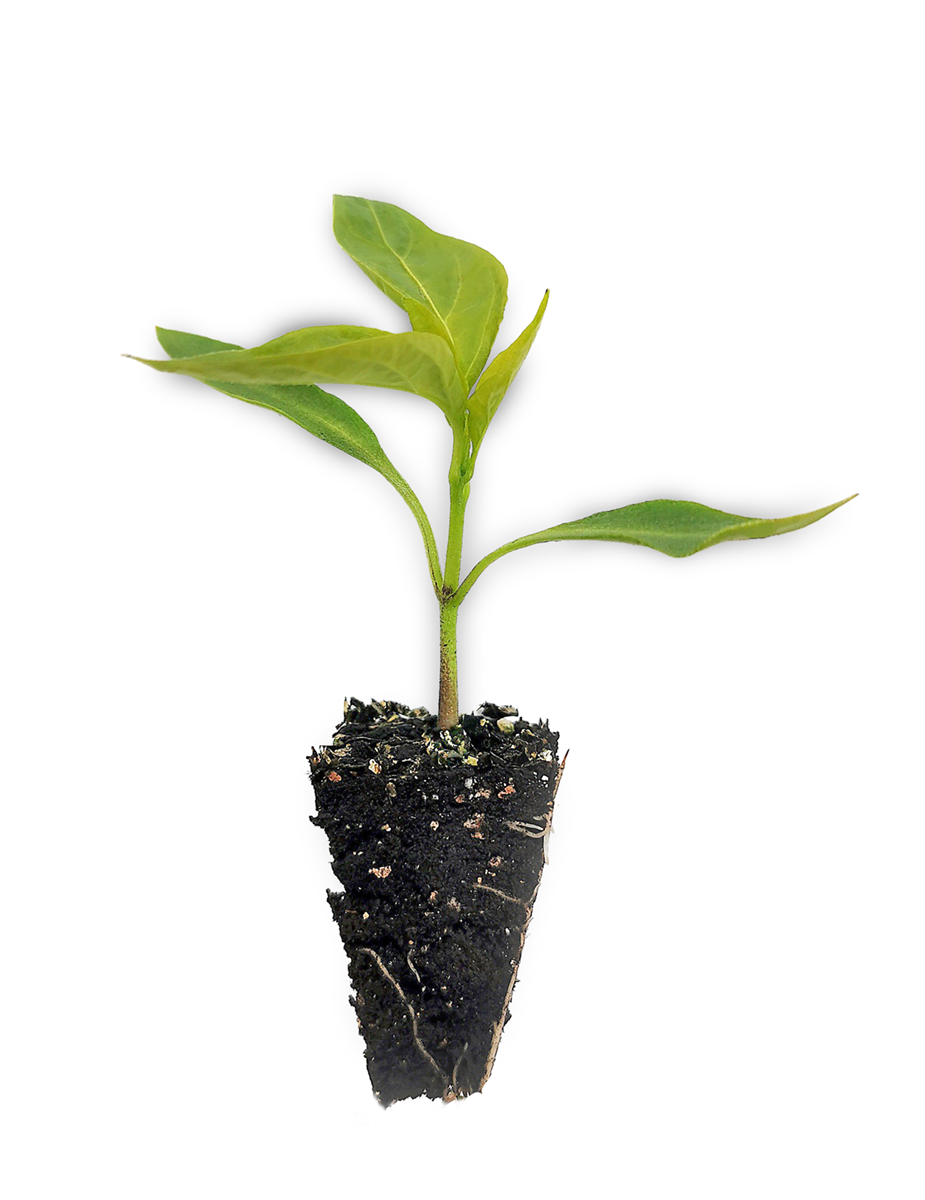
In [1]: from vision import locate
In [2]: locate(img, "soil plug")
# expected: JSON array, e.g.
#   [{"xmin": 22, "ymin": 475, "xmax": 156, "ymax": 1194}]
[{"xmin": 129, "ymin": 196, "xmax": 853, "ymax": 1104}]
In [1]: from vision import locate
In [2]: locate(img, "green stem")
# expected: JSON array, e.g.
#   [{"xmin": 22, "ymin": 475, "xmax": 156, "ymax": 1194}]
[
  {"xmin": 437, "ymin": 426, "xmax": 471, "ymax": 728},
  {"xmin": 453, "ymin": 532, "xmax": 538, "ymax": 606},
  {"xmin": 444, "ymin": 430, "xmax": 470, "ymax": 592}
]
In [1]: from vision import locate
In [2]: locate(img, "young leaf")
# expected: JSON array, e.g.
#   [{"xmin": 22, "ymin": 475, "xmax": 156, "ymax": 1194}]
[
  {"xmin": 454, "ymin": 496, "xmax": 855, "ymax": 602},
  {"xmin": 156, "ymin": 328, "xmax": 240, "ymax": 357},
  {"xmin": 467, "ymin": 290, "xmax": 549, "ymax": 453},
  {"xmin": 154, "ymin": 327, "xmax": 402, "ymax": 475},
  {"xmin": 509, "ymin": 497, "xmax": 855, "ymax": 557},
  {"xmin": 333, "ymin": 195, "xmax": 508, "ymax": 391},
  {"xmin": 132, "ymin": 325, "xmax": 467, "ymax": 418},
  {"xmin": 152, "ymin": 327, "xmax": 445, "ymax": 590}
]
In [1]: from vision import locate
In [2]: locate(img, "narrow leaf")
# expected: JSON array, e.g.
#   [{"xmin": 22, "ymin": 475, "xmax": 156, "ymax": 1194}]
[
  {"xmin": 333, "ymin": 195, "xmax": 508, "ymax": 391},
  {"xmin": 504, "ymin": 496, "xmax": 856, "ymax": 559},
  {"xmin": 132, "ymin": 324, "xmax": 467, "ymax": 417},
  {"xmin": 154, "ymin": 327, "xmax": 444, "ymax": 590},
  {"xmin": 468, "ymin": 290, "xmax": 549, "ymax": 451},
  {"xmin": 155, "ymin": 328, "xmax": 240, "ymax": 357},
  {"xmin": 154, "ymin": 326, "xmax": 398, "ymax": 478}
]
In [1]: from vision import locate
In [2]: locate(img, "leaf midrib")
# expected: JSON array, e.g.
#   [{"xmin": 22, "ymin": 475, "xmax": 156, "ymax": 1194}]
[
  {"xmin": 367, "ymin": 199, "xmax": 476, "ymax": 381},
  {"xmin": 541, "ymin": 523, "xmax": 751, "ymax": 541}
]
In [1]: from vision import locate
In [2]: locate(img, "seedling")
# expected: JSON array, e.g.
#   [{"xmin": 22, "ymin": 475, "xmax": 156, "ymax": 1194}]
[{"xmin": 132, "ymin": 197, "xmax": 853, "ymax": 1103}]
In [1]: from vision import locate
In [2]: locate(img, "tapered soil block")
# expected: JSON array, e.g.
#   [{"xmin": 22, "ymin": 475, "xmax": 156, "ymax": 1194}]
[{"xmin": 310, "ymin": 699, "xmax": 561, "ymax": 1106}]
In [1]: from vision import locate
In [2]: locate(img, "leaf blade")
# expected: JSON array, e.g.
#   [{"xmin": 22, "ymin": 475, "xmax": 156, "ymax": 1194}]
[
  {"xmin": 134, "ymin": 325, "xmax": 467, "ymax": 416},
  {"xmin": 333, "ymin": 195, "xmax": 508, "ymax": 390},
  {"xmin": 467, "ymin": 290, "xmax": 549, "ymax": 451},
  {"xmin": 154, "ymin": 326, "xmax": 396, "ymax": 475},
  {"xmin": 156, "ymin": 328, "xmax": 242, "ymax": 357},
  {"xmin": 153, "ymin": 327, "xmax": 445, "ymax": 591},
  {"xmin": 511, "ymin": 496, "xmax": 857, "ymax": 558}
]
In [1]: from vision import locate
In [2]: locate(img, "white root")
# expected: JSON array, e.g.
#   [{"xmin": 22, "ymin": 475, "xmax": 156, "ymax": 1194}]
[
  {"xmin": 504, "ymin": 820, "xmax": 546, "ymax": 836},
  {"xmin": 357, "ymin": 947, "xmax": 450, "ymax": 1095}
]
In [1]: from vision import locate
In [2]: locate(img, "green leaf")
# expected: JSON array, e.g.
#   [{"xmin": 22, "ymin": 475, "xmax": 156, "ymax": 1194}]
[
  {"xmin": 153, "ymin": 327, "xmax": 445, "ymax": 591},
  {"xmin": 132, "ymin": 323, "xmax": 467, "ymax": 417},
  {"xmin": 507, "ymin": 497, "xmax": 857, "ymax": 558},
  {"xmin": 333, "ymin": 195, "xmax": 508, "ymax": 391},
  {"xmin": 454, "ymin": 494, "xmax": 856, "ymax": 603},
  {"xmin": 155, "ymin": 328, "xmax": 241, "ymax": 357},
  {"xmin": 154, "ymin": 327, "xmax": 402, "ymax": 477},
  {"xmin": 467, "ymin": 290, "xmax": 548, "ymax": 451}
]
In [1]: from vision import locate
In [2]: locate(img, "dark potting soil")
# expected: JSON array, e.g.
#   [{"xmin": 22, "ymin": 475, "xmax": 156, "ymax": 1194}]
[{"xmin": 310, "ymin": 699, "xmax": 562, "ymax": 1106}]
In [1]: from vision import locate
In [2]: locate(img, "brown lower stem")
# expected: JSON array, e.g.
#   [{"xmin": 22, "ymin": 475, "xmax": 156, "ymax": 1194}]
[{"xmin": 437, "ymin": 601, "xmax": 459, "ymax": 729}]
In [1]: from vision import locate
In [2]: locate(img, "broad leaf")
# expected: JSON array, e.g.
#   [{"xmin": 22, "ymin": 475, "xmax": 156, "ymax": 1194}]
[
  {"xmin": 333, "ymin": 195, "xmax": 507, "ymax": 391},
  {"xmin": 468, "ymin": 290, "xmax": 549, "ymax": 451},
  {"xmin": 502, "ymin": 496, "xmax": 856, "ymax": 559},
  {"xmin": 154, "ymin": 326, "xmax": 405, "ymax": 480},
  {"xmin": 133, "ymin": 324, "xmax": 467, "ymax": 417}
]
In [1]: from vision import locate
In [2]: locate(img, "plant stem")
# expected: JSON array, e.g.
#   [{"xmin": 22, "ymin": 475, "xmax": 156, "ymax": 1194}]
[
  {"xmin": 437, "ymin": 597, "xmax": 459, "ymax": 730},
  {"xmin": 437, "ymin": 427, "xmax": 471, "ymax": 729},
  {"xmin": 453, "ymin": 531, "xmax": 538, "ymax": 606}
]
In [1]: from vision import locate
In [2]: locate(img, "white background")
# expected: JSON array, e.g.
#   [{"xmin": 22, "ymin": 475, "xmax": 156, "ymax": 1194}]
[{"xmin": 2, "ymin": 2, "xmax": 923, "ymax": 1196}]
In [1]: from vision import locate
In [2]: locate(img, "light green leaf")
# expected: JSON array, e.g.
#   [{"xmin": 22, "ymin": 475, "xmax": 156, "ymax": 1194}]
[
  {"xmin": 154, "ymin": 327, "xmax": 399, "ymax": 475},
  {"xmin": 505, "ymin": 497, "xmax": 856, "ymax": 559},
  {"xmin": 155, "ymin": 328, "xmax": 241, "ymax": 357},
  {"xmin": 333, "ymin": 195, "xmax": 508, "ymax": 391},
  {"xmin": 132, "ymin": 324, "xmax": 467, "ymax": 417},
  {"xmin": 468, "ymin": 290, "xmax": 549, "ymax": 451},
  {"xmin": 153, "ymin": 327, "xmax": 444, "ymax": 589}
]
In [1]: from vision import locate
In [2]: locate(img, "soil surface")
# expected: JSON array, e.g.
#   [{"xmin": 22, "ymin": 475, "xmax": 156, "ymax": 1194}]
[{"xmin": 310, "ymin": 699, "xmax": 561, "ymax": 1106}]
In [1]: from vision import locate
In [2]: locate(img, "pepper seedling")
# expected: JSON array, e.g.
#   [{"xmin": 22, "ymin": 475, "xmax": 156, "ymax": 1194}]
[{"xmin": 130, "ymin": 197, "xmax": 853, "ymax": 1103}]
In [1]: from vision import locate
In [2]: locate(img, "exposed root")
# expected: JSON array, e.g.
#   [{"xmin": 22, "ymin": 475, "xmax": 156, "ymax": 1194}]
[
  {"xmin": 506, "ymin": 806, "xmax": 554, "ymax": 864},
  {"xmin": 479, "ymin": 894, "xmax": 533, "ymax": 1093},
  {"xmin": 357, "ymin": 947, "xmax": 450, "ymax": 1095},
  {"xmin": 504, "ymin": 819, "xmax": 546, "ymax": 837},
  {"xmin": 553, "ymin": 749, "xmax": 569, "ymax": 799},
  {"xmin": 479, "ymin": 751, "xmax": 568, "ymax": 1091},
  {"xmin": 472, "ymin": 881, "xmax": 529, "ymax": 909},
  {"xmin": 541, "ymin": 749, "xmax": 568, "ymax": 863},
  {"xmin": 451, "ymin": 1041, "xmax": 469, "ymax": 1095},
  {"xmin": 479, "ymin": 840, "xmax": 544, "ymax": 1091}
]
